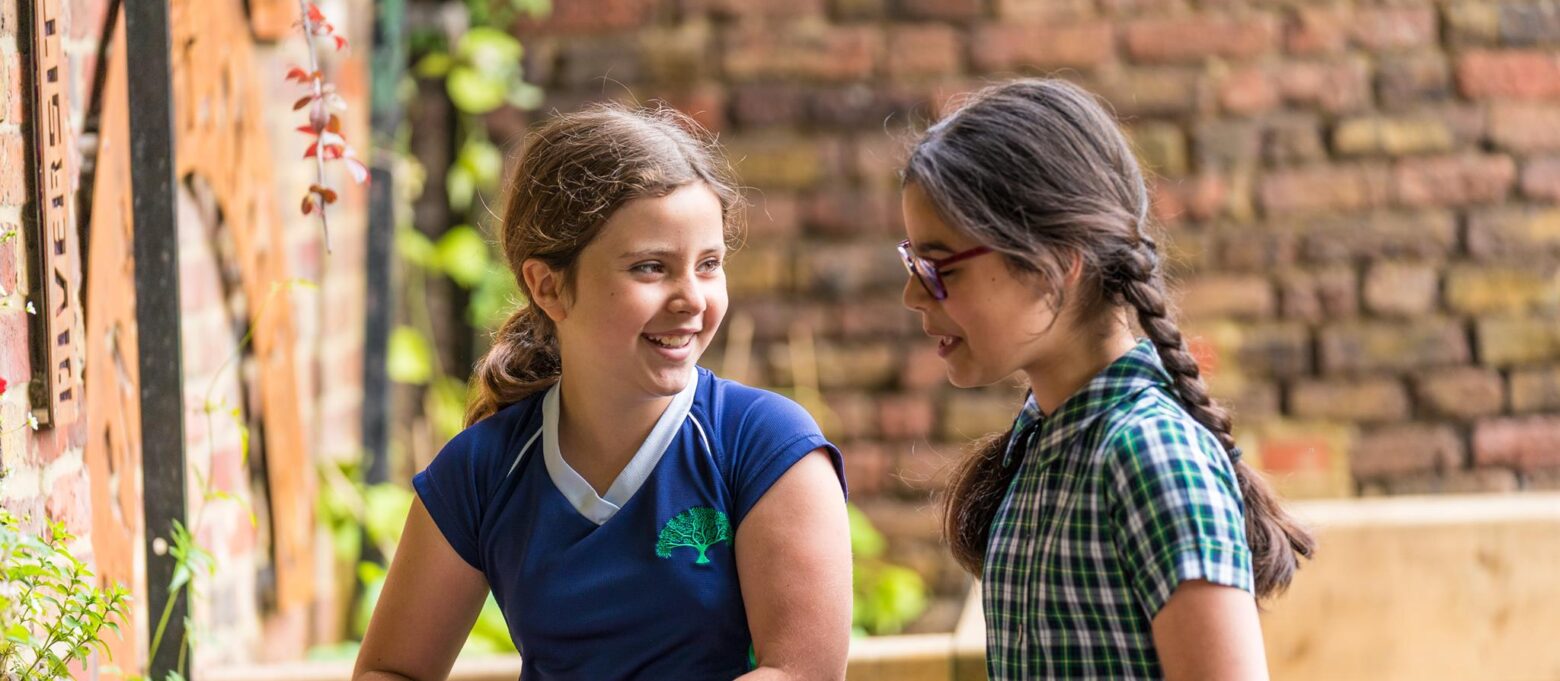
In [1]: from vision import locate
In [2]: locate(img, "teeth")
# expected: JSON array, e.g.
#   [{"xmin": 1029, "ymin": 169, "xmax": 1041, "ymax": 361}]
[{"xmin": 645, "ymin": 334, "xmax": 694, "ymax": 349}]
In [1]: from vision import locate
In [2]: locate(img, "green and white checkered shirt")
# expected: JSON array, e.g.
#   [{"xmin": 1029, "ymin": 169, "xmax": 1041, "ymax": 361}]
[{"xmin": 982, "ymin": 340, "xmax": 1253, "ymax": 680}]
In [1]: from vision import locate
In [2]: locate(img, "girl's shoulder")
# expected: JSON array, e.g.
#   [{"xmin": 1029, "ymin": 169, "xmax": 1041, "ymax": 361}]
[
  {"xmin": 1095, "ymin": 386, "xmax": 1228, "ymax": 470},
  {"xmin": 691, "ymin": 366, "xmax": 831, "ymax": 452}
]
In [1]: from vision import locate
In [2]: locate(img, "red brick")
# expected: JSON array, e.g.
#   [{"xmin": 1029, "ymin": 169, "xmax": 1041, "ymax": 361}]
[
  {"xmin": 796, "ymin": 241, "xmax": 906, "ymax": 296},
  {"xmin": 803, "ymin": 188, "xmax": 896, "ymax": 238},
  {"xmin": 1474, "ymin": 416, "xmax": 1560, "ymax": 470},
  {"xmin": 808, "ymin": 86, "xmax": 925, "ymax": 128},
  {"xmin": 0, "ymin": 225, "xmax": 16, "ymax": 294},
  {"xmin": 1445, "ymin": 2, "xmax": 1500, "ymax": 46},
  {"xmin": 731, "ymin": 84, "xmax": 808, "ymax": 128},
  {"xmin": 824, "ymin": 392, "xmax": 878, "ymax": 440},
  {"xmin": 830, "ymin": 299, "xmax": 916, "ymax": 338},
  {"xmin": 1124, "ymin": 15, "xmax": 1278, "ymax": 64},
  {"xmin": 1289, "ymin": 377, "xmax": 1410, "ymax": 423},
  {"xmin": 1456, "ymin": 50, "xmax": 1560, "ymax": 100},
  {"xmin": 1489, "ymin": 103, "xmax": 1560, "ymax": 152},
  {"xmin": 724, "ymin": 134, "xmax": 830, "ymax": 189},
  {"xmin": 1218, "ymin": 66, "xmax": 1279, "ymax": 116},
  {"xmin": 1501, "ymin": 2, "xmax": 1560, "ymax": 46},
  {"xmin": 1364, "ymin": 468, "xmax": 1520, "ymax": 496},
  {"xmin": 852, "ymin": 136, "xmax": 908, "ymax": 189},
  {"xmin": 1090, "ymin": 68, "xmax": 1205, "ymax": 117},
  {"xmin": 1511, "ymin": 366, "xmax": 1560, "ymax": 413},
  {"xmin": 840, "ymin": 441, "xmax": 891, "ymax": 496},
  {"xmin": 1275, "ymin": 58, "xmax": 1371, "ymax": 114},
  {"xmin": 1466, "ymin": 206, "xmax": 1560, "ymax": 259},
  {"xmin": 0, "ymin": 133, "xmax": 24, "ymax": 206},
  {"xmin": 0, "ymin": 308, "xmax": 33, "ymax": 380},
  {"xmin": 1231, "ymin": 322, "xmax": 1312, "ymax": 377},
  {"xmin": 1475, "ymin": 315, "xmax": 1560, "ymax": 366},
  {"xmin": 1284, "ymin": 7, "xmax": 1347, "ymax": 56},
  {"xmin": 1259, "ymin": 164, "xmax": 1392, "ymax": 216},
  {"xmin": 1174, "ymin": 274, "xmax": 1275, "ymax": 320},
  {"xmin": 1352, "ymin": 424, "xmax": 1462, "ymax": 478},
  {"xmin": 1522, "ymin": 157, "xmax": 1560, "ymax": 201},
  {"xmin": 970, "ymin": 23, "xmax": 1115, "ymax": 71},
  {"xmin": 895, "ymin": 0, "xmax": 983, "ymax": 21},
  {"xmin": 1154, "ymin": 173, "xmax": 1232, "ymax": 225},
  {"xmin": 1394, "ymin": 154, "xmax": 1516, "ymax": 207},
  {"xmin": 941, "ymin": 393, "xmax": 1020, "ymax": 439},
  {"xmin": 743, "ymin": 192, "xmax": 802, "ymax": 241},
  {"xmin": 1349, "ymin": 8, "xmax": 1438, "ymax": 52},
  {"xmin": 1445, "ymin": 264, "xmax": 1559, "ymax": 315},
  {"xmin": 1415, "ymin": 367, "xmax": 1506, "ymax": 420},
  {"xmin": 1376, "ymin": 52, "xmax": 1452, "ymax": 110},
  {"xmin": 885, "ymin": 25, "xmax": 963, "ymax": 80},
  {"xmin": 1279, "ymin": 267, "xmax": 1357, "ymax": 322},
  {"xmin": 682, "ymin": 0, "xmax": 825, "ymax": 19},
  {"xmin": 640, "ymin": 24, "xmax": 715, "ymax": 84},
  {"xmin": 724, "ymin": 24, "xmax": 881, "ymax": 83},
  {"xmin": 901, "ymin": 343, "xmax": 947, "ymax": 390},
  {"xmin": 1262, "ymin": 113, "xmax": 1326, "ymax": 166},
  {"xmin": 1257, "ymin": 434, "xmax": 1341, "ymax": 479},
  {"xmin": 1362, "ymin": 261, "xmax": 1438, "ymax": 316},
  {"xmin": 832, "ymin": 0, "xmax": 886, "ymax": 21},
  {"xmin": 657, "ymin": 86, "xmax": 725, "ymax": 134},
  {"xmin": 1319, "ymin": 319, "xmax": 1470, "ymax": 374},
  {"xmin": 994, "ymin": 0, "xmax": 1094, "ymax": 21},
  {"xmin": 554, "ymin": 38, "xmax": 642, "ymax": 86},
  {"xmin": 516, "ymin": 0, "xmax": 656, "ymax": 34},
  {"xmin": 879, "ymin": 394, "xmax": 935, "ymax": 440}
]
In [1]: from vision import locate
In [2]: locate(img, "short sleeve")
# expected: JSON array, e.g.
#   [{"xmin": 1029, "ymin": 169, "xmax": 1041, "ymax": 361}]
[
  {"xmin": 1106, "ymin": 414, "xmax": 1253, "ymax": 619},
  {"xmin": 412, "ymin": 420, "xmax": 509, "ymax": 572},
  {"xmin": 721, "ymin": 390, "xmax": 846, "ymax": 526}
]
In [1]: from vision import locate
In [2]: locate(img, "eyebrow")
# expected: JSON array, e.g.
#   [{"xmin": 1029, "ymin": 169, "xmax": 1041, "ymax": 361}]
[
  {"xmin": 914, "ymin": 240, "xmax": 955, "ymax": 256},
  {"xmin": 619, "ymin": 246, "xmax": 727, "ymax": 260}
]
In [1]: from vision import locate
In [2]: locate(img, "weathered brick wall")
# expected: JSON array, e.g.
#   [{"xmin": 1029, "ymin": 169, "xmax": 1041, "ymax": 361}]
[
  {"xmin": 0, "ymin": 0, "xmax": 374, "ymax": 671},
  {"xmin": 509, "ymin": 0, "xmax": 1560, "ymax": 630}
]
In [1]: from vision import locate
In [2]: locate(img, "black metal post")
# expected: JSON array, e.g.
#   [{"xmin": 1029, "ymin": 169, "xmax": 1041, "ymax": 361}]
[{"xmin": 125, "ymin": 1, "xmax": 188, "ymax": 678}]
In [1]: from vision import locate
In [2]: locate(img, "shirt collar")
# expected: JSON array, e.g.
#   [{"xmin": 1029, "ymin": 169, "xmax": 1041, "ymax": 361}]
[{"xmin": 1003, "ymin": 339, "xmax": 1171, "ymax": 466}]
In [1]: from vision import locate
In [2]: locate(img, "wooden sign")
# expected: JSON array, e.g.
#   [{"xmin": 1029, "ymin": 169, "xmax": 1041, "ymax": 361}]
[{"xmin": 26, "ymin": 0, "xmax": 84, "ymax": 431}]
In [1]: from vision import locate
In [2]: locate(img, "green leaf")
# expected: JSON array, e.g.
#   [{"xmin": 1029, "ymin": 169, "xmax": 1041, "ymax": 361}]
[
  {"xmin": 847, "ymin": 504, "xmax": 885, "ymax": 559},
  {"xmin": 426, "ymin": 377, "xmax": 470, "ymax": 443},
  {"xmin": 363, "ymin": 484, "xmax": 414, "ymax": 549},
  {"xmin": 396, "ymin": 227, "xmax": 437, "ymax": 269},
  {"xmin": 505, "ymin": 81, "xmax": 545, "ymax": 111},
  {"xmin": 455, "ymin": 139, "xmax": 506, "ymax": 194},
  {"xmin": 457, "ymin": 27, "xmax": 523, "ymax": 72},
  {"xmin": 387, "ymin": 326, "xmax": 434, "ymax": 385},
  {"xmin": 468, "ymin": 267, "xmax": 522, "ymax": 331},
  {"xmin": 446, "ymin": 164, "xmax": 476, "ymax": 213},
  {"xmin": 414, "ymin": 52, "xmax": 455, "ymax": 79},
  {"xmin": 447, "ymin": 66, "xmax": 507, "ymax": 115},
  {"xmin": 435, "ymin": 225, "xmax": 493, "ymax": 288}
]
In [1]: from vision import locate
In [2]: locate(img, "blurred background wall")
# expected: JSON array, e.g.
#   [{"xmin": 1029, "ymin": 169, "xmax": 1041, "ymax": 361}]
[{"xmin": 478, "ymin": 0, "xmax": 1560, "ymax": 632}]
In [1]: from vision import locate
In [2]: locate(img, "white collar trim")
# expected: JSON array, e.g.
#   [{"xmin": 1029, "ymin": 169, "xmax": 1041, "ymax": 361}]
[{"xmin": 540, "ymin": 369, "xmax": 699, "ymax": 525}]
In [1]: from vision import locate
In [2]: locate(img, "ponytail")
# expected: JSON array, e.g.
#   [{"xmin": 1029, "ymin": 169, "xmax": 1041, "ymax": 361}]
[
  {"xmin": 465, "ymin": 304, "xmax": 561, "ymax": 426},
  {"xmin": 942, "ymin": 430, "xmax": 1021, "ymax": 575}
]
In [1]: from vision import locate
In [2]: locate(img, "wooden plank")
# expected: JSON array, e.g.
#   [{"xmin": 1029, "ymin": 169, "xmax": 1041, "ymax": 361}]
[
  {"xmin": 84, "ymin": 11, "xmax": 143, "ymax": 675},
  {"xmin": 168, "ymin": 0, "xmax": 312, "ymax": 611}
]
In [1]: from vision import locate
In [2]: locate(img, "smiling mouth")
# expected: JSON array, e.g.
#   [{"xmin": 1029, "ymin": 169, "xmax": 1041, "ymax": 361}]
[
  {"xmin": 643, "ymin": 333, "xmax": 696, "ymax": 349},
  {"xmin": 936, "ymin": 335, "xmax": 963, "ymax": 357}
]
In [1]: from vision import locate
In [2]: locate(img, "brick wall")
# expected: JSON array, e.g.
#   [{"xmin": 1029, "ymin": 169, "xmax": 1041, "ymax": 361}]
[{"xmin": 508, "ymin": 0, "xmax": 1560, "ymax": 630}]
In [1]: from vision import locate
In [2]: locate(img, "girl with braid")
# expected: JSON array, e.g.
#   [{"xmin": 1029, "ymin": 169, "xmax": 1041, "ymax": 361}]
[{"xmin": 896, "ymin": 79, "xmax": 1314, "ymax": 680}]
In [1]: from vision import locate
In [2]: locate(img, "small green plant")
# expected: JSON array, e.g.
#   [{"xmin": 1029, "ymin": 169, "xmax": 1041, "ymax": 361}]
[
  {"xmin": 849, "ymin": 506, "xmax": 929, "ymax": 636},
  {"xmin": 0, "ymin": 508, "xmax": 131, "ymax": 680}
]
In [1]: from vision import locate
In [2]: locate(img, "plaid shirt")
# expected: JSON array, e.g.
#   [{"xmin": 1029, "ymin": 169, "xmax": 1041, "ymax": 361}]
[{"xmin": 982, "ymin": 340, "xmax": 1253, "ymax": 680}]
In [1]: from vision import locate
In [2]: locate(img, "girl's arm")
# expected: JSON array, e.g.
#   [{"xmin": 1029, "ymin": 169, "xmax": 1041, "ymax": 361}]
[
  {"xmin": 1152, "ymin": 579, "xmax": 1270, "ymax": 681},
  {"xmin": 353, "ymin": 497, "xmax": 491, "ymax": 681},
  {"xmin": 734, "ymin": 449, "xmax": 853, "ymax": 681}
]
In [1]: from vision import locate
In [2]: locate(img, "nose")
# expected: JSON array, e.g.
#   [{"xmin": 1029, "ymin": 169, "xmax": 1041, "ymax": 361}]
[
  {"xmin": 668, "ymin": 272, "xmax": 707, "ymax": 316},
  {"xmin": 902, "ymin": 271, "xmax": 931, "ymax": 312}
]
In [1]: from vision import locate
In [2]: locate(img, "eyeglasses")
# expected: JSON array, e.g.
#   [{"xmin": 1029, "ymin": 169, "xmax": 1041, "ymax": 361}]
[{"xmin": 897, "ymin": 239, "xmax": 994, "ymax": 301}]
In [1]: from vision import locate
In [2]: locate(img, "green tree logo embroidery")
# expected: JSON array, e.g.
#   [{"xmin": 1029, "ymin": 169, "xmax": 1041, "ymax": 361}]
[{"xmin": 655, "ymin": 507, "xmax": 732, "ymax": 565}]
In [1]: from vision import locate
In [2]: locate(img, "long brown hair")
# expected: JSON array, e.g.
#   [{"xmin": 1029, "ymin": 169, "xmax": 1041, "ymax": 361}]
[
  {"xmin": 466, "ymin": 104, "xmax": 744, "ymax": 426},
  {"xmin": 909, "ymin": 79, "xmax": 1313, "ymax": 599}
]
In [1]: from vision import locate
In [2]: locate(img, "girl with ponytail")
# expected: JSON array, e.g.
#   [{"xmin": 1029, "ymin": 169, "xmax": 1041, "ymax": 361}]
[
  {"xmin": 356, "ymin": 104, "xmax": 851, "ymax": 681},
  {"xmin": 897, "ymin": 79, "xmax": 1313, "ymax": 680}
]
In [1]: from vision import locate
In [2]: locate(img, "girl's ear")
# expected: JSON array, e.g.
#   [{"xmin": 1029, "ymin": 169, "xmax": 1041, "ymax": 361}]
[
  {"xmin": 522, "ymin": 259, "xmax": 568, "ymax": 323},
  {"xmin": 1063, "ymin": 250, "xmax": 1086, "ymax": 288}
]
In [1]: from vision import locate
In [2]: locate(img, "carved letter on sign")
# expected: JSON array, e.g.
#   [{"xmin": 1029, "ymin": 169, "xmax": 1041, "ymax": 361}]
[{"xmin": 26, "ymin": 0, "xmax": 83, "ymax": 430}]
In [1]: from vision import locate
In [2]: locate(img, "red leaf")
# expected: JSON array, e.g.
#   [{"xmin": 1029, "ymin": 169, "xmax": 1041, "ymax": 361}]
[
  {"xmin": 286, "ymin": 66, "xmax": 310, "ymax": 83},
  {"xmin": 304, "ymin": 142, "xmax": 319, "ymax": 158},
  {"xmin": 344, "ymin": 158, "xmax": 370, "ymax": 185},
  {"xmin": 321, "ymin": 187, "xmax": 339, "ymax": 204},
  {"xmin": 293, "ymin": 95, "xmax": 314, "ymax": 111},
  {"xmin": 306, "ymin": 3, "xmax": 325, "ymax": 23},
  {"xmin": 0, "ymin": 377, "xmax": 8, "ymax": 394},
  {"xmin": 322, "ymin": 145, "xmax": 344, "ymax": 160},
  {"xmin": 301, "ymin": 195, "xmax": 315, "ymax": 215},
  {"xmin": 334, "ymin": 35, "xmax": 349, "ymax": 51},
  {"xmin": 296, "ymin": 124, "xmax": 319, "ymax": 135},
  {"xmin": 326, "ymin": 114, "xmax": 342, "ymax": 134}
]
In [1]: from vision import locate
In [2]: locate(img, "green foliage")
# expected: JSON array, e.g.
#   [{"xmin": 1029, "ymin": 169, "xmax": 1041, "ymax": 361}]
[
  {"xmin": 849, "ymin": 505, "xmax": 929, "ymax": 636},
  {"xmin": 0, "ymin": 508, "xmax": 131, "ymax": 680},
  {"xmin": 655, "ymin": 507, "xmax": 732, "ymax": 565}
]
